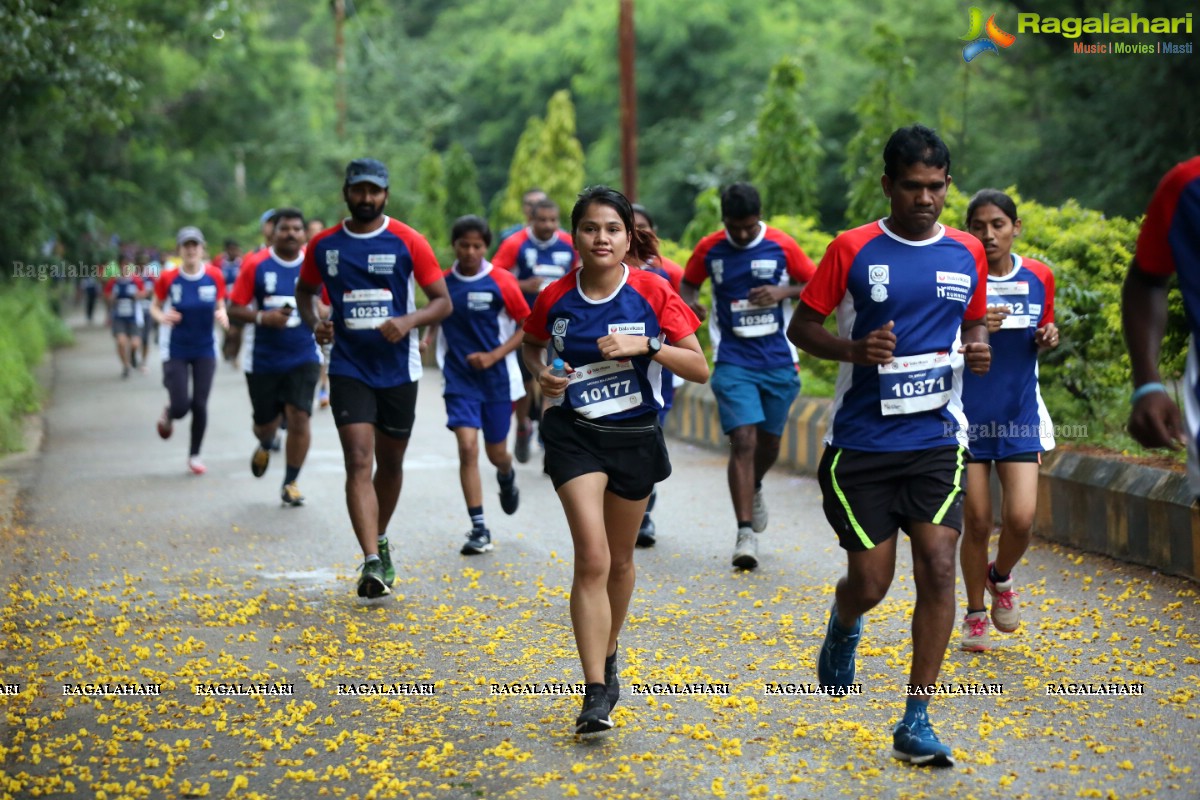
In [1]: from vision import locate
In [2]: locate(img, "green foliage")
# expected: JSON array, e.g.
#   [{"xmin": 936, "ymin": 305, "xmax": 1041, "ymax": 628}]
[
  {"xmin": 443, "ymin": 143, "xmax": 485, "ymax": 223},
  {"xmin": 680, "ymin": 188, "xmax": 723, "ymax": 250},
  {"xmin": 842, "ymin": 23, "xmax": 917, "ymax": 227},
  {"xmin": 537, "ymin": 91, "xmax": 587, "ymax": 219},
  {"xmin": 495, "ymin": 117, "xmax": 547, "ymax": 229},
  {"xmin": 751, "ymin": 57, "xmax": 822, "ymax": 218},
  {"xmin": 0, "ymin": 286, "xmax": 72, "ymax": 452},
  {"xmin": 414, "ymin": 149, "xmax": 448, "ymax": 252}
]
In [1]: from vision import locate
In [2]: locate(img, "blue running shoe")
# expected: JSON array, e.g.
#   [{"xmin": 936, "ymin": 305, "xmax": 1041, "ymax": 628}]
[
  {"xmin": 892, "ymin": 708, "xmax": 954, "ymax": 767},
  {"xmin": 817, "ymin": 604, "xmax": 862, "ymax": 691}
]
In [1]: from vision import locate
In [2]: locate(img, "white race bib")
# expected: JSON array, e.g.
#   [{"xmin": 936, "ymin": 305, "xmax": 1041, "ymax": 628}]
[
  {"xmin": 878, "ymin": 351, "xmax": 953, "ymax": 416},
  {"xmin": 566, "ymin": 360, "xmax": 642, "ymax": 419},
  {"xmin": 989, "ymin": 281, "xmax": 1031, "ymax": 329},
  {"xmin": 342, "ymin": 288, "xmax": 394, "ymax": 330},
  {"xmin": 264, "ymin": 295, "xmax": 301, "ymax": 327},
  {"xmin": 114, "ymin": 298, "xmax": 135, "ymax": 317},
  {"xmin": 730, "ymin": 299, "xmax": 780, "ymax": 337}
]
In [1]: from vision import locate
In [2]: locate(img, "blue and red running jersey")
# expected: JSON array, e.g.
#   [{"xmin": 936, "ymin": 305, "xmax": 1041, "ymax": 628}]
[
  {"xmin": 684, "ymin": 224, "xmax": 816, "ymax": 369},
  {"xmin": 492, "ymin": 228, "xmax": 577, "ymax": 308},
  {"xmin": 300, "ymin": 217, "xmax": 443, "ymax": 388},
  {"xmin": 524, "ymin": 265, "xmax": 700, "ymax": 421},
  {"xmin": 801, "ymin": 220, "xmax": 988, "ymax": 452},
  {"xmin": 1136, "ymin": 155, "xmax": 1200, "ymax": 493},
  {"xmin": 105, "ymin": 275, "xmax": 145, "ymax": 325},
  {"xmin": 229, "ymin": 247, "xmax": 320, "ymax": 375},
  {"xmin": 437, "ymin": 261, "xmax": 531, "ymax": 402},
  {"xmin": 960, "ymin": 255, "xmax": 1056, "ymax": 459},
  {"xmin": 155, "ymin": 266, "xmax": 225, "ymax": 361}
]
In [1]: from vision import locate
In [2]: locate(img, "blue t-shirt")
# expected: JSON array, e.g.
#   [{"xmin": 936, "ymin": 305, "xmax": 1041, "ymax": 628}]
[
  {"xmin": 524, "ymin": 266, "xmax": 700, "ymax": 421},
  {"xmin": 961, "ymin": 255, "xmax": 1057, "ymax": 459},
  {"xmin": 155, "ymin": 266, "xmax": 225, "ymax": 361},
  {"xmin": 437, "ymin": 261, "xmax": 530, "ymax": 402},
  {"xmin": 300, "ymin": 217, "xmax": 443, "ymax": 388},
  {"xmin": 492, "ymin": 228, "xmax": 577, "ymax": 308},
  {"xmin": 230, "ymin": 248, "xmax": 321, "ymax": 374},
  {"xmin": 801, "ymin": 220, "xmax": 989, "ymax": 452}
]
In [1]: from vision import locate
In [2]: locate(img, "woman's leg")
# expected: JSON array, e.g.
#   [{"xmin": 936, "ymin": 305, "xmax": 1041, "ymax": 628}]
[
  {"xmin": 188, "ymin": 357, "xmax": 217, "ymax": 456},
  {"xmin": 959, "ymin": 462, "xmax": 993, "ymax": 613}
]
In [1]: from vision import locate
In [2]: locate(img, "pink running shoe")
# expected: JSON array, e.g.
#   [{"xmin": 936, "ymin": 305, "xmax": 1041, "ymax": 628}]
[
  {"xmin": 187, "ymin": 456, "xmax": 207, "ymax": 475},
  {"xmin": 986, "ymin": 562, "xmax": 1020, "ymax": 633}
]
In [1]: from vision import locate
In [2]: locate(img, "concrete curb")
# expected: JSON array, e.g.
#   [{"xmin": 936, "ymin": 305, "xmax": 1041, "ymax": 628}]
[{"xmin": 665, "ymin": 382, "xmax": 1199, "ymax": 583}]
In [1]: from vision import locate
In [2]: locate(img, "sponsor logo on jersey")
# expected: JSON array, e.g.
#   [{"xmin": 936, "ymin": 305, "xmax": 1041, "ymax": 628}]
[
  {"xmin": 368, "ymin": 254, "xmax": 396, "ymax": 274},
  {"xmin": 607, "ymin": 322, "xmax": 647, "ymax": 336},
  {"xmin": 869, "ymin": 264, "xmax": 890, "ymax": 284}
]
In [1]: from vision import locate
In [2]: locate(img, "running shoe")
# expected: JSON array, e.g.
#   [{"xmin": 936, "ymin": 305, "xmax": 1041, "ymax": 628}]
[
  {"xmin": 121, "ymin": 366, "xmax": 130, "ymax": 379},
  {"xmin": 378, "ymin": 537, "xmax": 395, "ymax": 587},
  {"xmin": 251, "ymin": 445, "xmax": 270, "ymax": 478},
  {"xmin": 461, "ymin": 527, "xmax": 494, "ymax": 555},
  {"xmin": 636, "ymin": 514, "xmax": 656, "ymax": 548},
  {"xmin": 356, "ymin": 559, "xmax": 390, "ymax": 598},
  {"xmin": 752, "ymin": 489, "xmax": 769, "ymax": 533},
  {"xmin": 604, "ymin": 642, "xmax": 620, "ymax": 710},
  {"xmin": 187, "ymin": 456, "xmax": 207, "ymax": 475},
  {"xmin": 318, "ymin": 387, "xmax": 330, "ymax": 408},
  {"xmin": 732, "ymin": 529, "xmax": 758, "ymax": 570},
  {"xmin": 986, "ymin": 563, "xmax": 1020, "ymax": 633},
  {"xmin": 280, "ymin": 482, "xmax": 304, "ymax": 507},
  {"xmin": 514, "ymin": 425, "xmax": 532, "ymax": 464},
  {"xmin": 892, "ymin": 709, "xmax": 955, "ymax": 767},
  {"xmin": 498, "ymin": 470, "xmax": 520, "ymax": 515},
  {"xmin": 269, "ymin": 433, "xmax": 282, "ymax": 451},
  {"xmin": 817, "ymin": 605, "xmax": 862, "ymax": 691},
  {"xmin": 960, "ymin": 612, "xmax": 991, "ymax": 652},
  {"xmin": 575, "ymin": 683, "xmax": 613, "ymax": 734},
  {"xmin": 157, "ymin": 407, "xmax": 173, "ymax": 440}
]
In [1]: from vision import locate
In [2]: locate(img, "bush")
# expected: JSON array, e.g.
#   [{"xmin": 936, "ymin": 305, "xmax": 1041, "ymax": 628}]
[{"xmin": 0, "ymin": 284, "xmax": 72, "ymax": 452}]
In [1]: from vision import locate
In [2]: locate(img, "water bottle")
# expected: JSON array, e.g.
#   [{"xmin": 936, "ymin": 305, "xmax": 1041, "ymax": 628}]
[{"xmin": 546, "ymin": 358, "xmax": 567, "ymax": 407}]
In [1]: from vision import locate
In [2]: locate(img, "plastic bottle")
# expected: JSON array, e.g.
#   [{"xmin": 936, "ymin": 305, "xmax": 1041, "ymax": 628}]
[{"xmin": 546, "ymin": 358, "xmax": 567, "ymax": 407}]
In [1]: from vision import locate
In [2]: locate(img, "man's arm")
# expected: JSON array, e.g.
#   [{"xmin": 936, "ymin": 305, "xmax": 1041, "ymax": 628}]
[
  {"xmin": 679, "ymin": 280, "xmax": 708, "ymax": 322},
  {"xmin": 1123, "ymin": 259, "xmax": 1183, "ymax": 448},
  {"xmin": 786, "ymin": 301, "xmax": 894, "ymax": 365},
  {"xmin": 378, "ymin": 278, "xmax": 452, "ymax": 344}
]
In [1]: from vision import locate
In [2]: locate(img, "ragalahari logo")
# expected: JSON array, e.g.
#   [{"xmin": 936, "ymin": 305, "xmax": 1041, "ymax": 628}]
[{"xmin": 960, "ymin": 7, "xmax": 1016, "ymax": 61}]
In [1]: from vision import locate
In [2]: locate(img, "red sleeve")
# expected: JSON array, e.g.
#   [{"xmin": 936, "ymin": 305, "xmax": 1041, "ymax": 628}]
[
  {"xmin": 523, "ymin": 270, "xmax": 577, "ymax": 341},
  {"xmin": 206, "ymin": 266, "xmax": 227, "ymax": 301},
  {"xmin": 799, "ymin": 231, "xmax": 860, "ymax": 317},
  {"xmin": 659, "ymin": 257, "xmax": 685, "ymax": 293},
  {"xmin": 768, "ymin": 228, "xmax": 817, "ymax": 284},
  {"xmin": 492, "ymin": 231, "xmax": 524, "ymax": 272},
  {"xmin": 155, "ymin": 270, "xmax": 177, "ymax": 302},
  {"xmin": 1136, "ymin": 157, "xmax": 1200, "ymax": 277},
  {"xmin": 229, "ymin": 256, "xmax": 259, "ymax": 306},
  {"xmin": 682, "ymin": 231, "xmax": 721, "ymax": 287},
  {"xmin": 103, "ymin": 278, "xmax": 117, "ymax": 297},
  {"xmin": 390, "ymin": 220, "xmax": 442, "ymax": 288},
  {"xmin": 132, "ymin": 276, "xmax": 145, "ymax": 291},
  {"xmin": 495, "ymin": 268, "xmax": 531, "ymax": 323},
  {"xmin": 963, "ymin": 237, "xmax": 988, "ymax": 323},
  {"xmin": 1025, "ymin": 258, "xmax": 1056, "ymax": 326},
  {"xmin": 299, "ymin": 231, "xmax": 328, "ymax": 287},
  {"xmin": 320, "ymin": 285, "xmax": 331, "ymax": 305}
]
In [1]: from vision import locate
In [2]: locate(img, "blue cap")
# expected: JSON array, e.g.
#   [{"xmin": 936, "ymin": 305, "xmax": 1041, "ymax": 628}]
[
  {"xmin": 260, "ymin": 208, "xmax": 276, "ymax": 225},
  {"xmin": 345, "ymin": 158, "xmax": 389, "ymax": 188}
]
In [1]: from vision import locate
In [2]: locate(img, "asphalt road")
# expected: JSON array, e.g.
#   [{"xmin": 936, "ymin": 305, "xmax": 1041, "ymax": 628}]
[{"xmin": 1, "ymin": 318, "xmax": 1198, "ymax": 800}]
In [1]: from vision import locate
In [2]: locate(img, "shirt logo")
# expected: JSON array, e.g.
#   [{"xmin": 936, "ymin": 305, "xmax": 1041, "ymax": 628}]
[
  {"xmin": 326, "ymin": 250, "xmax": 339, "ymax": 277},
  {"xmin": 467, "ymin": 291, "xmax": 493, "ymax": 311},
  {"xmin": 552, "ymin": 251, "xmax": 573, "ymax": 267},
  {"xmin": 711, "ymin": 259, "xmax": 724, "ymax": 284},
  {"xmin": 936, "ymin": 271, "xmax": 971, "ymax": 303},
  {"xmin": 368, "ymin": 254, "xmax": 396, "ymax": 275},
  {"xmin": 265, "ymin": 272, "xmax": 278, "ymax": 294},
  {"xmin": 607, "ymin": 322, "xmax": 646, "ymax": 336},
  {"xmin": 869, "ymin": 265, "xmax": 890, "ymax": 284},
  {"xmin": 198, "ymin": 285, "xmax": 217, "ymax": 302},
  {"xmin": 750, "ymin": 259, "xmax": 777, "ymax": 280},
  {"xmin": 552, "ymin": 318, "xmax": 569, "ymax": 336},
  {"xmin": 871, "ymin": 284, "xmax": 888, "ymax": 303}
]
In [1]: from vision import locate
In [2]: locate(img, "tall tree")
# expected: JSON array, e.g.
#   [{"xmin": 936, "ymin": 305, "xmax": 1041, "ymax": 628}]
[
  {"xmin": 443, "ymin": 143, "xmax": 484, "ymax": 224},
  {"xmin": 536, "ymin": 90, "xmax": 587, "ymax": 218},
  {"xmin": 842, "ymin": 23, "xmax": 917, "ymax": 227},
  {"xmin": 750, "ymin": 56, "xmax": 822, "ymax": 218},
  {"xmin": 495, "ymin": 116, "xmax": 546, "ymax": 229},
  {"xmin": 414, "ymin": 148, "xmax": 448, "ymax": 248}
]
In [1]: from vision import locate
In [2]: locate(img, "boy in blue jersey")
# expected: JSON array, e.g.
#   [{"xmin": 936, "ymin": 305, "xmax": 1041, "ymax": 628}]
[
  {"xmin": 682, "ymin": 183, "xmax": 817, "ymax": 570},
  {"xmin": 788, "ymin": 125, "xmax": 992, "ymax": 767},
  {"xmin": 424, "ymin": 216, "xmax": 530, "ymax": 555},
  {"xmin": 228, "ymin": 208, "xmax": 322, "ymax": 508},
  {"xmin": 296, "ymin": 158, "xmax": 453, "ymax": 599}
]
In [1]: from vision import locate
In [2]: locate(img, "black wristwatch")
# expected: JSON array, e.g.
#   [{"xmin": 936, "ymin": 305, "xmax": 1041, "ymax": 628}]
[{"xmin": 646, "ymin": 336, "xmax": 662, "ymax": 357}]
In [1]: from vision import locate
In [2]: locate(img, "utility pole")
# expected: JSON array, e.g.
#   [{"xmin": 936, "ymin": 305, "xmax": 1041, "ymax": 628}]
[
  {"xmin": 335, "ymin": 0, "xmax": 346, "ymax": 141},
  {"xmin": 619, "ymin": 0, "xmax": 637, "ymax": 202}
]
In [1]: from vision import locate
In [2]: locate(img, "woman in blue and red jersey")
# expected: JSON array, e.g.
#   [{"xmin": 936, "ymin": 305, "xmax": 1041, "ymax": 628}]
[
  {"xmin": 959, "ymin": 189, "xmax": 1060, "ymax": 652},
  {"xmin": 522, "ymin": 187, "xmax": 709, "ymax": 735},
  {"xmin": 150, "ymin": 226, "xmax": 229, "ymax": 475}
]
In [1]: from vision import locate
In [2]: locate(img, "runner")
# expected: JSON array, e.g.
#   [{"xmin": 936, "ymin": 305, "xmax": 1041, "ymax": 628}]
[
  {"xmin": 681, "ymin": 182, "xmax": 816, "ymax": 569},
  {"xmin": 228, "ymin": 208, "xmax": 321, "ymax": 507},
  {"xmin": 958, "ymin": 189, "xmax": 1060, "ymax": 651},
  {"xmin": 630, "ymin": 203, "xmax": 684, "ymax": 548},
  {"xmin": 493, "ymin": 198, "xmax": 577, "ymax": 464},
  {"xmin": 150, "ymin": 226, "xmax": 229, "ymax": 475},
  {"xmin": 296, "ymin": 158, "xmax": 452, "ymax": 599},
  {"xmin": 787, "ymin": 124, "xmax": 991, "ymax": 767},
  {"xmin": 104, "ymin": 259, "xmax": 147, "ymax": 379},
  {"xmin": 424, "ymin": 215, "xmax": 529, "ymax": 555},
  {"xmin": 1123, "ymin": 155, "xmax": 1200, "ymax": 496},
  {"xmin": 523, "ymin": 186, "xmax": 708, "ymax": 734}
]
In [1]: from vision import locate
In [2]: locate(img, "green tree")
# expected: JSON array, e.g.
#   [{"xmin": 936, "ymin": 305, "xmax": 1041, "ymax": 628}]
[
  {"xmin": 535, "ymin": 90, "xmax": 587, "ymax": 218},
  {"xmin": 414, "ymin": 148, "xmax": 448, "ymax": 249},
  {"xmin": 495, "ymin": 116, "xmax": 546, "ymax": 230},
  {"xmin": 751, "ymin": 57, "xmax": 822, "ymax": 218},
  {"xmin": 842, "ymin": 23, "xmax": 917, "ymax": 227},
  {"xmin": 443, "ymin": 143, "xmax": 484, "ymax": 226}
]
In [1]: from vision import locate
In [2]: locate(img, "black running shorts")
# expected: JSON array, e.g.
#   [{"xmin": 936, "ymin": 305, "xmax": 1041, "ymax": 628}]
[
  {"xmin": 246, "ymin": 363, "xmax": 320, "ymax": 425},
  {"xmin": 329, "ymin": 374, "xmax": 418, "ymax": 439},
  {"xmin": 540, "ymin": 406, "xmax": 670, "ymax": 501},
  {"xmin": 817, "ymin": 445, "xmax": 968, "ymax": 551}
]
